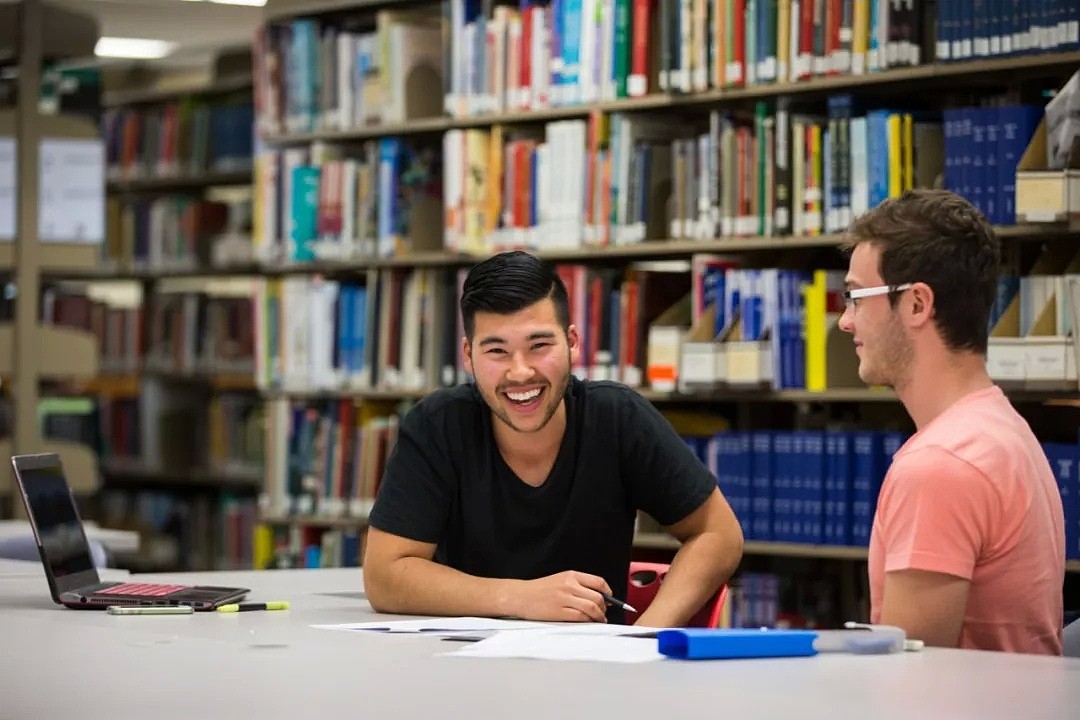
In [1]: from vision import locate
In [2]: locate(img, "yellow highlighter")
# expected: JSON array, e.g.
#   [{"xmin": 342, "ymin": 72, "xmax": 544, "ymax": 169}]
[{"xmin": 216, "ymin": 601, "xmax": 290, "ymax": 613}]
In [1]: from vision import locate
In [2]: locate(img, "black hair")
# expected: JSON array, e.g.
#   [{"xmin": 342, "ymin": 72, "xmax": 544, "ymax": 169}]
[{"xmin": 460, "ymin": 251, "xmax": 570, "ymax": 340}]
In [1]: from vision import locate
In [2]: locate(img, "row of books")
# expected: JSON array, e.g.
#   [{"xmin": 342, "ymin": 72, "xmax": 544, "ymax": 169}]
[
  {"xmin": 257, "ymin": 96, "xmax": 1040, "ymax": 260},
  {"xmin": 687, "ymin": 429, "xmax": 907, "ymax": 546},
  {"xmin": 443, "ymin": 0, "xmax": 1077, "ymax": 118},
  {"xmin": 41, "ymin": 289, "xmax": 142, "ymax": 374},
  {"xmin": 144, "ymin": 293, "xmax": 256, "ymax": 377},
  {"xmin": 102, "ymin": 101, "xmax": 254, "ymax": 181},
  {"xmin": 447, "ymin": 0, "xmax": 931, "ymax": 116},
  {"xmin": 105, "ymin": 196, "xmax": 234, "ymax": 271},
  {"xmin": 943, "ymin": 103, "xmax": 1043, "ymax": 227},
  {"xmin": 207, "ymin": 396, "xmax": 266, "ymax": 474},
  {"xmin": 442, "ymin": 97, "xmax": 1042, "ymax": 255},
  {"xmin": 254, "ymin": 269, "xmax": 460, "ymax": 393},
  {"xmin": 93, "ymin": 393, "xmax": 264, "ymax": 478},
  {"xmin": 260, "ymin": 399, "xmax": 400, "ymax": 519},
  {"xmin": 253, "ymin": 138, "xmax": 442, "ymax": 263},
  {"xmin": 248, "ymin": 258, "xmax": 1078, "ymax": 399},
  {"xmin": 254, "ymin": 10, "xmax": 443, "ymax": 137},
  {"xmin": 690, "ymin": 430, "xmax": 1080, "ymax": 559},
  {"xmin": 95, "ymin": 488, "xmax": 257, "ymax": 572},
  {"xmin": 255, "ymin": 524, "xmax": 364, "ymax": 570},
  {"xmin": 251, "ymin": 0, "xmax": 1078, "ymax": 128}
]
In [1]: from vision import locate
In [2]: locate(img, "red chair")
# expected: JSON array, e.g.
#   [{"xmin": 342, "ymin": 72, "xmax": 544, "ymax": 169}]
[{"xmin": 623, "ymin": 561, "xmax": 728, "ymax": 627}]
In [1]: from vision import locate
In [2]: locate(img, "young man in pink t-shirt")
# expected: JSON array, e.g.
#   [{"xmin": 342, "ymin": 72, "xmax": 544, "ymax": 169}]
[{"xmin": 839, "ymin": 189, "xmax": 1065, "ymax": 655}]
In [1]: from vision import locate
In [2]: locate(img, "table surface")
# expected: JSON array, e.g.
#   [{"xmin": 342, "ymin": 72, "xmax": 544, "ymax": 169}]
[{"xmin": 2, "ymin": 564, "xmax": 1078, "ymax": 720}]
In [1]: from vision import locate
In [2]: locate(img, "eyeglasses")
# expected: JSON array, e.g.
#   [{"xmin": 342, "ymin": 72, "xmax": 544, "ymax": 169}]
[{"xmin": 843, "ymin": 283, "xmax": 913, "ymax": 309}]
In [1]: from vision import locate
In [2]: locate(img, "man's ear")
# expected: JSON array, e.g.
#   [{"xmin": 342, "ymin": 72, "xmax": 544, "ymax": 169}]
[
  {"xmin": 461, "ymin": 335, "xmax": 474, "ymax": 377},
  {"xmin": 567, "ymin": 324, "xmax": 580, "ymax": 366},
  {"xmin": 907, "ymin": 282, "xmax": 935, "ymax": 329}
]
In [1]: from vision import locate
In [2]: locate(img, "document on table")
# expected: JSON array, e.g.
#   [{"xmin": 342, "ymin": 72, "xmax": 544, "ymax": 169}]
[
  {"xmin": 311, "ymin": 616, "xmax": 552, "ymax": 634},
  {"xmin": 441, "ymin": 624, "xmax": 667, "ymax": 664}
]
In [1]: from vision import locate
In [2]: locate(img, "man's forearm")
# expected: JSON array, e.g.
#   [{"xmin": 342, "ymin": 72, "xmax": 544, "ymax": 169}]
[
  {"xmin": 635, "ymin": 531, "xmax": 741, "ymax": 627},
  {"xmin": 365, "ymin": 556, "xmax": 518, "ymax": 618}
]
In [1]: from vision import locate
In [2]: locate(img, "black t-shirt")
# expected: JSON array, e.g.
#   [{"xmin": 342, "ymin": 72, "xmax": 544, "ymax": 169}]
[{"xmin": 368, "ymin": 377, "xmax": 717, "ymax": 623}]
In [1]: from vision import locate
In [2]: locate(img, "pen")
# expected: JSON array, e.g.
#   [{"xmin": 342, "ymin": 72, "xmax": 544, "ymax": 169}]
[
  {"xmin": 216, "ymin": 601, "xmax": 290, "ymax": 613},
  {"xmin": 601, "ymin": 593, "xmax": 637, "ymax": 613}
]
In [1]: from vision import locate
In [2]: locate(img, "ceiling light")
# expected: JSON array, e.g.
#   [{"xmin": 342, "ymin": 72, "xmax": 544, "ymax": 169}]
[{"xmin": 94, "ymin": 37, "xmax": 177, "ymax": 60}]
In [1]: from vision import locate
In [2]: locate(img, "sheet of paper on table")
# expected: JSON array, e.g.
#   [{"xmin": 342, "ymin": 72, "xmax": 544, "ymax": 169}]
[
  {"xmin": 311, "ymin": 616, "xmax": 553, "ymax": 634},
  {"xmin": 440, "ymin": 624, "xmax": 667, "ymax": 664}
]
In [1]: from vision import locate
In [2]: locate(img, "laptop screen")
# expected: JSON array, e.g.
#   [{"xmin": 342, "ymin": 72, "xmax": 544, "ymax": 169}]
[{"xmin": 16, "ymin": 460, "xmax": 98, "ymax": 586}]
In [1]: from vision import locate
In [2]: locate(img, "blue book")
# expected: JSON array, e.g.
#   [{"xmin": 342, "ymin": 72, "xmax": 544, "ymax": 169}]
[
  {"xmin": 851, "ymin": 431, "xmax": 883, "ymax": 546},
  {"xmin": 751, "ymin": 432, "xmax": 773, "ymax": 541},
  {"xmin": 337, "ymin": 284, "xmax": 353, "ymax": 373},
  {"xmin": 1043, "ymin": 443, "xmax": 1079, "ymax": 560},
  {"xmin": 657, "ymin": 629, "xmax": 818, "ymax": 660},
  {"xmin": 290, "ymin": 165, "xmax": 320, "ymax": 261}
]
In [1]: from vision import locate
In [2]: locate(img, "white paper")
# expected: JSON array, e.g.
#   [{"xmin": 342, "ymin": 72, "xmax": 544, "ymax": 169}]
[
  {"xmin": 442, "ymin": 625, "xmax": 666, "ymax": 664},
  {"xmin": 311, "ymin": 616, "xmax": 552, "ymax": 634},
  {"xmin": 0, "ymin": 137, "xmax": 14, "ymax": 241},
  {"xmin": 38, "ymin": 138, "xmax": 104, "ymax": 244}
]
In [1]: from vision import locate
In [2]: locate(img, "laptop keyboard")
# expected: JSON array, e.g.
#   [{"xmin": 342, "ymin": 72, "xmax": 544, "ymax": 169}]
[{"xmin": 96, "ymin": 583, "xmax": 187, "ymax": 597}]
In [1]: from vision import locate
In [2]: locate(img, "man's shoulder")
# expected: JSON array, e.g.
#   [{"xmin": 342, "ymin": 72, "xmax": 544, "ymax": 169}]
[
  {"xmin": 407, "ymin": 382, "xmax": 485, "ymax": 427},
  {"xmin": 899, "ymin": 386, "xmax": 1037, "ymax": 468},
  {"xmin": 574, "ymin": 378, "xmax": 648, "ymax": 411}
]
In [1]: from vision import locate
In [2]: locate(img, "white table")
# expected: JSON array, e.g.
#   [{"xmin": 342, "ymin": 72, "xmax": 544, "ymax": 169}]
[{"xmin": 1, "ymin": 567, "xmax": 1077, "ymax": 719}]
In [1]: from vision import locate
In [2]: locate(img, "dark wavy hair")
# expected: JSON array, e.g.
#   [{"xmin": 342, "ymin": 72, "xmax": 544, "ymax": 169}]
[{"xmin": 460, "ymin": 251, "xmax": 570, "ymax": 340}]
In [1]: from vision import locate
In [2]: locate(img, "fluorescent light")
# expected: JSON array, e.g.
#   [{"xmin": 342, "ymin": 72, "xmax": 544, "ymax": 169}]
[
  {"xmin": 180, "ymin": 0, "xmax": 268, "ymax": 6},
  {"xmin": 94, "ymin": 37, "xmax": 177, "ymax": 60}
]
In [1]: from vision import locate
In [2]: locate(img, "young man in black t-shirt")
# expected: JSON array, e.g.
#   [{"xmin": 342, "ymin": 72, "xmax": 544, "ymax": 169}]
[{"xmin": 364, "ymin": 251, "xmax": 744, "ymax": 626}]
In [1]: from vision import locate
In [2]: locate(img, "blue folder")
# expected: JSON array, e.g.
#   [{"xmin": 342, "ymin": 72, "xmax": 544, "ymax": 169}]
[{"xmin": 657, "ymin": 629, "xmax": 819, "ymax": 660}]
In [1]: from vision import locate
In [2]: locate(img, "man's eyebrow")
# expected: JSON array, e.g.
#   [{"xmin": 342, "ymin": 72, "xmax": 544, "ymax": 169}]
[
  {"xmin": 478, "ymin": 331, "xmax": 556, "ymax": 347},
  {"xmin": 844, "ymin": 280, "xmax": 861, "ymax": 290}
]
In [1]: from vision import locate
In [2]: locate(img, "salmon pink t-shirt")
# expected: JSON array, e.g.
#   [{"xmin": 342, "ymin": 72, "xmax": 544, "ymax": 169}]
[{"xmin": 868, "ymin": 385, "xmax": 1065, "ymax": 655}]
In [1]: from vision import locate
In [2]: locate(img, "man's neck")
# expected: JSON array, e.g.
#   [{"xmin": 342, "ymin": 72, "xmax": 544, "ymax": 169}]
[
  {"xmin": 493, "ymin": 400, "xmax": 568, "ymax": 464},
  {"xmin": 894, "ymin": 350, "xmax": 994, "ymax": 430}
]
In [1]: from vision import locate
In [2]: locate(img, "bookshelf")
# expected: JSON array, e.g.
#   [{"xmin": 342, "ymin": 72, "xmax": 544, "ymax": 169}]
[
  {"xmin": 0, "ymin": 0, "xmax": 106, "ymax": 506},
  {"xmin": 244, "ymin": 0, "xmax": 1080, "ymax": 600},
  {"xmin": 236, "ymin": 0, "xmax": 1080, "ymax": 630},
  {"xmin": 25, "ymin": 48, "xmax": 267, "ymax": 571}
]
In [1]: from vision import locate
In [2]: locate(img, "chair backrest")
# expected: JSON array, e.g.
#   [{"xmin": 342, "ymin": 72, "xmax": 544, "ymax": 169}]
[{"xmin": 624, "ymin": 561, "xmax": 728, "ymax": 627}]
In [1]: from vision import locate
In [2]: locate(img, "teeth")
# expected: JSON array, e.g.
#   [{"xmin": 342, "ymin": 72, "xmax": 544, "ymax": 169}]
[{"xmin": 506, "ymin": 388, "xmax": 541, "ymax": 402}]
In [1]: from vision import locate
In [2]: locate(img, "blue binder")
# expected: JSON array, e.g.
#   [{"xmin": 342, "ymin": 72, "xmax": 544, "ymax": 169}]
[{"xmin": 657, "ymin": 629, "xmax": 818, "ymax": 660}]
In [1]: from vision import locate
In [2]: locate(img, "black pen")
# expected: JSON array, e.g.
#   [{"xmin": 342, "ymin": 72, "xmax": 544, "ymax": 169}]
[{"xmin": 602, "ymin": 593, "xmax": 637, "ymax": 613}]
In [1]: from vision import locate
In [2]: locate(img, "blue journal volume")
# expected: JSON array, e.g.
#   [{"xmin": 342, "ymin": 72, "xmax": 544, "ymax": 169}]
[{"xmin": 657, "ymin": 629, "xmax": 818, "ymax": 660}]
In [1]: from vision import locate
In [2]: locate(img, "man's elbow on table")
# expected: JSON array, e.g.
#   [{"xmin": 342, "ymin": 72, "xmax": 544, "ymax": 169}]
[{"xmin": 362, "ymin": 527, "xmax": 437, "ymax": 614}]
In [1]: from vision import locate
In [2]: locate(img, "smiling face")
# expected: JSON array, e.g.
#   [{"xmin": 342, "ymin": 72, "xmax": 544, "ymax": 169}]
[
  {"xmin": 839, "ymin": 243, "xmax": 914, "ymax": 388},
  {"xmin": 463, "ymin": 297, "xmax": 580, "ymax": 435}
]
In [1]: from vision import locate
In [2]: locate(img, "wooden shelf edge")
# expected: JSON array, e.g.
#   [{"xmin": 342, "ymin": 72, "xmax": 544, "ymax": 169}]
[
  {"xmin": 0, "ymin": 323, "xmax": 99, "ymax": 379},
  {"xmin": 259, "ymin": 513, "xmax": 371, "ymax": 529},
  {"xmin": 22, "ymin": 224, "xmax": 1072, "ymax": 281},
  {"xmin": 103, "ymin": 74, "xmax": 254, "ymax": 108},
  {"xmin": 100, "ymin": 461, "xmax": 262, "ymax": 488},
  {"xmin": 106, "ymin": 169, "xmax": 252, "ymax": 193}
]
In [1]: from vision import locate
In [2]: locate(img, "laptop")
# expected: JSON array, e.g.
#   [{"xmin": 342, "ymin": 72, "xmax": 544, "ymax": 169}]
[{"xmin": 10, "ymin": 453, "xmax": 249, "ymax": 610}]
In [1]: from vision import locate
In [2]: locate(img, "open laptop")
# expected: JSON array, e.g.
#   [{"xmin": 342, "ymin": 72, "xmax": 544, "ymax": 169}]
[{"xmin": 10, "ymin": 453, "xmax": 249, "ymax": 610}]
